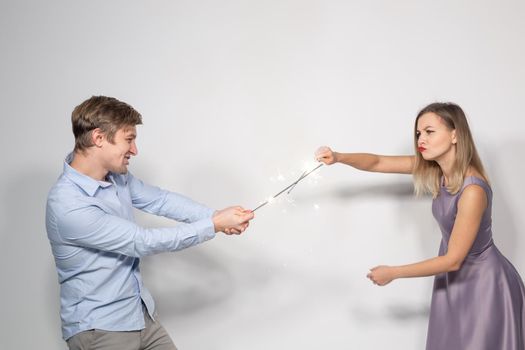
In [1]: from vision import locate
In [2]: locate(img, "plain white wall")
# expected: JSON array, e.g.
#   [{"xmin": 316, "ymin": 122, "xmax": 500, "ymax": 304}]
[{"xmin": 1, "ymin": 0, "xmax": 524, "ymax": 349}]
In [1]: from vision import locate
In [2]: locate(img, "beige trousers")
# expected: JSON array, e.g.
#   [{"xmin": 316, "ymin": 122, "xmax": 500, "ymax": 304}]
[{"xmin": 66, "ymin": 309, "xmax": 177, "ymax": 350}]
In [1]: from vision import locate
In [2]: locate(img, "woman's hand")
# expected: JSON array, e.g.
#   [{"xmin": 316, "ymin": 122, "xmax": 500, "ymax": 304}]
[
  {"xmin": 367, "ymin": 265, "xmax": 396, "ymax": 286},
  {"xmin": 315, "ymin": 146, "xmax": 338, "ymax": 165}
]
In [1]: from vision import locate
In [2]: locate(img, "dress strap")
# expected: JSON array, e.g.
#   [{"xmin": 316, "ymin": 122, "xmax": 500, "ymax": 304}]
[{"xmin": 461, "ymin": 176, "xmax": 492, "ymax": 200}]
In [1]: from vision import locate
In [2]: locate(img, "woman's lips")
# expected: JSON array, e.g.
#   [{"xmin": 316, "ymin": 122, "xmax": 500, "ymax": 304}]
[{"xmin": 418, "ymin": 146, "xmax": 426, "ymax": 152}]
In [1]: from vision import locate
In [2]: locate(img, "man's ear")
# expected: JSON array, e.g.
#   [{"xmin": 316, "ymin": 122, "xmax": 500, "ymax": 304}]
[{"xmin": 91, "ymin": 128, "xmax": 105, "ymax": 147}]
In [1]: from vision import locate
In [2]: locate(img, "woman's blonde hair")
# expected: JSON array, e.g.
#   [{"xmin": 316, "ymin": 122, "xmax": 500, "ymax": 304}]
[{"xmin": 413, "ymin": 102, "xmax": 489, "ymax": 197}]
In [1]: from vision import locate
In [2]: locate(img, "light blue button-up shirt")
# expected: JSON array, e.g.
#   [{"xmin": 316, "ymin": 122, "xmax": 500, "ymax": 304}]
[{"xmin": 46, "ymin": 153, "xmax": 216, "ymax": 340}]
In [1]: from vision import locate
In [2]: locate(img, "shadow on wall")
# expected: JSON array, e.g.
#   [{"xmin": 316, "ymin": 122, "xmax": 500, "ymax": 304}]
[
  {"xmin": 141, "ymin": 248, "xmax": 235, "ymax": 316},
  {"xmin": 484, "ymin": 139, "xmax": 524, "ymax": 265},
  {"xmin": 300, "ymin": 180, "xmax": 433, "ymax": 255},
  {"xmin": 1, "ymin": 169, "xmax": 65, "ymax": 349},
  {"xmin": 295, "ymin": 179, "xmax": 420, "ymax": 203},
  {"xmin": 138, "ymin": 163, "xmax": 366, "ymax": 321},
  {"xmin": 337, "ymin": 181, "xmax": 433, "ymax": 326},
  {"xmin": 330, "ymin": 181, "xmax": 416, "ymax": 199},
  {"xmin": 137, "ymin": 162, "xmax": 252, "ymax": 318},
  {"xmin": 298, "ymin": 180, "xmax": 433, "ymax": 323},
  {"xmin": 315, "ymin": 180, "xmax": 437, "ymax": 258}
]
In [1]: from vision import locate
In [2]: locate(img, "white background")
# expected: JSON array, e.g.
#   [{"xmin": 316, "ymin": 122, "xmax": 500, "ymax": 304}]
[{"xmin": 1, "ymin": 1, "xmax": 524, "ymax": 349}]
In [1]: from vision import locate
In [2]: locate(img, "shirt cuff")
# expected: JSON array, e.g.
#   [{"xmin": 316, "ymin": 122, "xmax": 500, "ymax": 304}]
[{"xmin": 194, "ymin": 217, "xmax": 216, "ymax": 243}]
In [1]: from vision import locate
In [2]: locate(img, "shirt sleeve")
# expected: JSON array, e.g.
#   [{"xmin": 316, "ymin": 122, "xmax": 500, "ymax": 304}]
[
  {"xmin": 126, "ymin": 172, "xmax": 215, "ymax": 223},
  {"xmin": 51, "ymin": 198, "xmax": 216, "ymax": 258}
]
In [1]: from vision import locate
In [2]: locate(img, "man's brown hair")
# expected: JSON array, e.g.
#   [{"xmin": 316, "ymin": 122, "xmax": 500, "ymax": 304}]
[{"xmin": 72, "ymin": 96, "xmax": 143, "ymax": 152}]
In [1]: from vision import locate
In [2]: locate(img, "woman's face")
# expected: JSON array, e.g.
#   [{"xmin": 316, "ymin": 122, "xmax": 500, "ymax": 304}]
[{"xmin": 416, "ymin": 112, "xmax": 457, "ymax": 162}]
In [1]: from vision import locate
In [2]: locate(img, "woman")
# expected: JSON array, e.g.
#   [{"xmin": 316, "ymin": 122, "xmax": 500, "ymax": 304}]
[{"xmin": 316, "ymin": 102, "xmax": 525, "ymax": 350}]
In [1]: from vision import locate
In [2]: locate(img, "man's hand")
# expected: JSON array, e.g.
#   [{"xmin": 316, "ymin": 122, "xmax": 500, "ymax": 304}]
[{"xmin": 213, "ymin": 206, "xmax": 254, "ymax": 235}]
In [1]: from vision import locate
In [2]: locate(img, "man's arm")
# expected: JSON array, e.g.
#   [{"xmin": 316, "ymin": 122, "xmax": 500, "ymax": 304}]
[
  {"xmin": 127, "ymin": 172, "xmax": 214, "ymax": 223},
  {"xmin": 48, "ymin": 198, "xmax": 215, "ymax": 258}
]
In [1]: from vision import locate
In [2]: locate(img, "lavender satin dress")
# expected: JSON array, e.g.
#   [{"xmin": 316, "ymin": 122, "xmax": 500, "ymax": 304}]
[{"xmin": 426, "ymin": 176, "xmax": 525, "ymax": 350}]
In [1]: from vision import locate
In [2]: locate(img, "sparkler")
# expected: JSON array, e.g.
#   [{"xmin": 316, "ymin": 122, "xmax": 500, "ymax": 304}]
[{"xmin": 252, "ymin": 163, "xmax": 324, "ymax": 212}]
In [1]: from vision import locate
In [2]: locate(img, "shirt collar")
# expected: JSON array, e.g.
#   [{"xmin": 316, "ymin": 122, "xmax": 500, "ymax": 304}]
[{"xmin": 63, "ymin": 152, "xmax": 113, "ymax": 196}]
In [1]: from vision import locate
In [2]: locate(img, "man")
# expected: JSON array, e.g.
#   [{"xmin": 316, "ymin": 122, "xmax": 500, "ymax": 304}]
[{"xmin": 46, "ymin": 96, "xmax": 254, "ymax": 350}]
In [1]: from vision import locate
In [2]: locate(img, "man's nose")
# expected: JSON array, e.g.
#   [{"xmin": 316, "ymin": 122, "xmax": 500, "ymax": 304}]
[{"xmin": 130, "ymin": 141, "xmax": 138, "ymax": 155}]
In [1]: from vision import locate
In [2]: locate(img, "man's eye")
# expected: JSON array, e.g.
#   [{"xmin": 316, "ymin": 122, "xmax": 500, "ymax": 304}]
[{"xmin": 426, "ymin": 130, "xmax": 434, "ymax": 134}]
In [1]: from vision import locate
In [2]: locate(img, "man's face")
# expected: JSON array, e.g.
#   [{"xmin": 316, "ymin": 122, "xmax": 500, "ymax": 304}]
[{"xmin": 100, "ymin": 126, "xmax": 138, "ymax": 175}]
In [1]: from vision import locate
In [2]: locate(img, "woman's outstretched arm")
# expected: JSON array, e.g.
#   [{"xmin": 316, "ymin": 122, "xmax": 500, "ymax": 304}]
[{"xmin": 315, "ymin": 146, "xmax": 415, "ymax": 174}]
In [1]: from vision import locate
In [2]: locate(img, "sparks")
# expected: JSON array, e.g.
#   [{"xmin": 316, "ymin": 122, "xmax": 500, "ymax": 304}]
[{"xmin": 252, "ymin": 163, "xmax": 324, "ymax": 212}]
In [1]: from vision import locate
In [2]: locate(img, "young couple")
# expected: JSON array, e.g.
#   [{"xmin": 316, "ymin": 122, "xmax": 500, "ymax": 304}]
[{"xmin": 47, "ymin": 96, "xmax": 524, "ymax": 350}]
